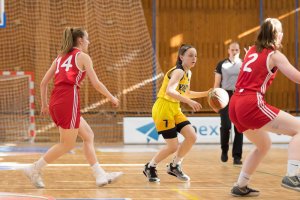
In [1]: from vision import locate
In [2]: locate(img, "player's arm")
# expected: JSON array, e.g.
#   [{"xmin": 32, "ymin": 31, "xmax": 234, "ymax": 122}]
[
  {"xmin": 270, "ymin": 51, "xmax": 300, "ymax": 84},
  {"xmin": 166, "ymin": 69, "xmax": 201, "ymax": 112},
  {"xmin": 214, "ymin": 61, "xmax": 222, "ymax": 88},
  {"xmin": 40, "ymin": 59, "xmax": 57, "ymax": 114},
  {"xmin": 78, "ymin": 53, "xmax": 119, "ymax": 107},
  {"xmin": 214, "ymin": 73, "xmax": 221, "ymax": 88},
  {"xmin": 186, "ymin": 89, "xmax": 210, "ymax": 99},
  {"xmin": 186, "ymin": 71, "xmax": 213, "ymax": 98}
]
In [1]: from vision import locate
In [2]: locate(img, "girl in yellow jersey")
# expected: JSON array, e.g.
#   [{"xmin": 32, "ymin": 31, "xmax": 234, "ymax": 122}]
[{"xmin": 143, "ymin": 44, "xmax": 211, "ymax": 182}]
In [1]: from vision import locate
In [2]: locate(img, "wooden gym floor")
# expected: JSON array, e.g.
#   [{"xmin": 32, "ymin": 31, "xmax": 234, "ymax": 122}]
[{"xmin": 0, "ymin": 143, "xmax": 298, "ymax": 200}]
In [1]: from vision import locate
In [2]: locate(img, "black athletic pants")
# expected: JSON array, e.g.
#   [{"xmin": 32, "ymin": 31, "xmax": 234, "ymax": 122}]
[{"xmin": 219, "ymin": 90, "xmax": 243, "ymax": 160}]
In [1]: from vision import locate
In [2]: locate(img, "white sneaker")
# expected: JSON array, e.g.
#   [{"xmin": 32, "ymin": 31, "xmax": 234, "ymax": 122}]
[
  {"xmin": 106, "ymin": 171, "xmax": 123, "ymax": 183},
  {"xmin": 95, "ymin": 171, "xmax": 123, "ymax": 187},
  {"xmin": 23, "ymin": 164, "xmax": 45, "ymax": 188},
  {"xmin": 95, "ymin": 174, "xmax": 109, "ymax": 187}
]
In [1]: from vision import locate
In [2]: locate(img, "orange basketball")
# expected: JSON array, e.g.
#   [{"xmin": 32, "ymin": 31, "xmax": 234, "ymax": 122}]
[{"xmin": 208, "ymin": 88, "xmax": 229, "ymax": 112}]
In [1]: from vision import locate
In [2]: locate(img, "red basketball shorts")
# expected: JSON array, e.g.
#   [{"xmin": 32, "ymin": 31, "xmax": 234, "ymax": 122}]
[
  {"xmin": 49, "ymin": 86, "xmax": 80, "ymax": 129},
  {"xmin": 229, "ymin": 92, "xmax": 280, "ymax": 133}
]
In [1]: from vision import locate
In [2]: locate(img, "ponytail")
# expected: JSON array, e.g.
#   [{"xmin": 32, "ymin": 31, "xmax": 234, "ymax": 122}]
[
  {"xmin": 255, "ymin": 18, "xmax": 282, "ymax": 52},
  {"xmin": 59, "ymin": 27, "xmax": 86, "ymax": 55}
]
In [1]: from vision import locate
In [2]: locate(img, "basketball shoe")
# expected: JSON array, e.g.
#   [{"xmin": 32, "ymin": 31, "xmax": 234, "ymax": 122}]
[
  {"xmin": 143, "ymin": 163, "xmax": 160, "ymax": 182},
  {"xmin": 166, "ymin": 163, "xmax": 190, "ymax": 181},
  {"xmin": 95, "ymin": 171, "xmax": 123, "ymax": 187},
  {"xmin": 281, "ymin": 176, "xmax": 300, "ymax": 191},
  {"xmin": 231, "ymin": 183, "xmax": 260, "ymax": 197},
  {"xmin": 23, "ymin": 163, "xmax": 45, "ymax": 188}
]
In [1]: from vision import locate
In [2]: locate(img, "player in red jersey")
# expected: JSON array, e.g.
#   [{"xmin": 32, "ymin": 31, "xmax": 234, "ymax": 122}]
[
  {"xmin": 229, "ymin": 18, "xmax": 300, "ymax": 196},
  {"xmin": 23, "ymin": 27, "xmax": 122, "ymax": 188}
]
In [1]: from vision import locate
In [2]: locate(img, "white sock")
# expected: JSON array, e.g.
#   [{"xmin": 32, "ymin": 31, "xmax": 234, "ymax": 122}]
[
  {"xmin": 91, "ymin": 162, "xmax": 106, "ymax": 176},
  {"xmin": 149, "ymin": 159, "xmax": 157, "ymax": 167},
  {"xmin": 237, "ymin": 171, "xmax": 250, "ymax": 188},
  {"xmin": 172, "ymin": 156, "xmax": 182, "ymax": 167},
  {"xmin": 34, "ymin": 157, "xmax": 48, "ymax": 171},
  {"xmin": 287, "ymin": 160, "xmax": 300, "ymax": 177}
]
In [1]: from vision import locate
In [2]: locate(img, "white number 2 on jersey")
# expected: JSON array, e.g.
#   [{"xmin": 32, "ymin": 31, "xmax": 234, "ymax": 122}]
[
  {"xmin": 243, "ymin": 53, "xmax": 258, "ymax": 72},
  {"xmin": 55, "ymin": 55, "xmax": 73, "ymax": 74}
]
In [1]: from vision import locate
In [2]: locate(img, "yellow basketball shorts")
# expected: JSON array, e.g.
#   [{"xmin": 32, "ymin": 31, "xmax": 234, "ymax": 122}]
[{"xmin": 152, "ymin": 98, "xmax": 190, "ymax": 139}]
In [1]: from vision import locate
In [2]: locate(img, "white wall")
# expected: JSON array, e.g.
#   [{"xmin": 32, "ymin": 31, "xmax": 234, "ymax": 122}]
[{"xmin": 123, "ymin": 117, "xmax": 291, "ymax": 144}]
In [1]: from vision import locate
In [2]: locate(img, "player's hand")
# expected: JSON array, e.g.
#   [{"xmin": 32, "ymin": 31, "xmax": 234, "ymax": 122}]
[
  {"xmin": 41, "ymin": 105, "xmax": 49, "ymax": 115},
  {"xmin": 207, "ymin": 88, "xmax": 213, "ymax": 97},
  {"xmin": 187, "ymin": 99, "xmax": 202, "ymax": 112},
  {"xmin": 244, "ymin": 46, "xmax": 251, "ymax": 54},
  {"xmin": 110, "ymin": 96, "xmax": 120, "ymax": 107}
]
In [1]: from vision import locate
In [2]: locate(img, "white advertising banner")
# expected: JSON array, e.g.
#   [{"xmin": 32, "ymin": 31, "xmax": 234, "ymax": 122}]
[{"xmin": 123, "ymin": 117, "xmax": 291, "ymax": 144}]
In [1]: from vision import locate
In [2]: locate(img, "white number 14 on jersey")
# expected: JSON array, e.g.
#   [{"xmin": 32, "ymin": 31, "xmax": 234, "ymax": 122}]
[{"xmin": 56, "ymin": 55, "xmax": 73, "ymax": 73}]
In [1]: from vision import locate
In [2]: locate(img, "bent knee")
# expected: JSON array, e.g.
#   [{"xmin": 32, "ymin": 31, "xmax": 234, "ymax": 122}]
[
  {"xmin": 185, "ymin": 132, "xmax": 197, "ymax": 144},
  {"xmin": 81, "ymin": 131, "xmax": 95, "ymax": 143},
  {"xmin": 167, "ymin": 144, "xmax": 179, "ymax": 153},
  {"xmin": 257, "ymin": 139, "xmax": 272, "ymax": 154},
  {"xmin": 61, "ymin": 142, "xmax": 76, "ymax": 152}
]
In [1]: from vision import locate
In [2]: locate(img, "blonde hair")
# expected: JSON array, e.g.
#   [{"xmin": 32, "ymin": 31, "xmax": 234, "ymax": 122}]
[
  {"xmin": 59, "ymin": 27, "xmax": 85, "ymax": 55},
  {"xmin": 255, "ymin": 18, "xmax": 282, "ymax": 52}
]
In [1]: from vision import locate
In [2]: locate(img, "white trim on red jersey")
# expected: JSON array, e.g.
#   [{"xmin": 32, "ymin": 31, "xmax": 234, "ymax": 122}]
[
  {"xmin": 256, "ymin": 92, "xmax": 277, "ymax": 120},
  {"xmin": 74, "ymin": 51, "xmax": 85, "ymax": 72},
  {"xmin": 261, "ymin": 51, "xmax": 275, "ymax": 94},
  {"xmin": 70, "ymin": 85, "xmax": 79, "ymax": 129}
]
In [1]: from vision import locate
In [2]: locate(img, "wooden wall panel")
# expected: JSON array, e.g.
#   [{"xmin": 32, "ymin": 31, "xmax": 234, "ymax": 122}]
[{"xmin": 142, "ymin": 0, "xmax": 300, "ymax": 112}]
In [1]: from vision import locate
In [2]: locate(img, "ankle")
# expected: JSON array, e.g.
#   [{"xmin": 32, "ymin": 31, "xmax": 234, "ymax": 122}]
[
  {"xmin": 171, "ymin": 156, "xmax": 183, "ymax": 166},
  {"xmin": 237, "ymin": 171, "xmax": 250, "ymax": 188},
  {"xmin": 148, "ymin": 160, "xmax": 157, "ymax": 167},
  {"xmin": 92, "ymin": 162, "xmax": 106, "ymax": 176}
]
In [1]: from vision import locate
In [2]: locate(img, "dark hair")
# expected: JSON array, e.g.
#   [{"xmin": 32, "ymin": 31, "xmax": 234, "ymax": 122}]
[
  {"xmin": 59, "ymin": 27, "xmax": 86, "ymax": 55},
  {"xmin": 176, "ymin": 44, "xmax": 194, "ymax": 67},
  {"xmin": 255, "ymin": 18, "xmax": 282, "ymax": 52}
]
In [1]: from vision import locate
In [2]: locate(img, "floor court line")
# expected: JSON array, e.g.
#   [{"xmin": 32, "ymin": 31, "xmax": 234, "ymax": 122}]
[
  {"xmin": 0, "ymin": 162, "xmax": 284, "ymax": 178},
  {"xmin": 172, "ymin": 188, "xmax": 201, "ymax": 200}
]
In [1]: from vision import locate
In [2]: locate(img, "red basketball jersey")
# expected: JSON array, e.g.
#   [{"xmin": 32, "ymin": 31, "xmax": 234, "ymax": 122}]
[
  {"xmin": 235, "ymin": 46, "xmax": 278, "ymax": 95},
  {"xmin": 49, "ymin": 48, "xmax": 86, "ymax": 129},
  {"xmin": 54, "ymin": 48, "xmax": 86, "ymax": 87}
]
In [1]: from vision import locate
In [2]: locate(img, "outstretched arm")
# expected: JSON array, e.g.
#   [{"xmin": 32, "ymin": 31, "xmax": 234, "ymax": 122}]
[
  {"xmin": 185, "ymin": 72, "xmax": 214, "ymax": 99},
  {"xmin": 270, "ymin": 51, "xmax": 300, "ymax": 84},
  {"xmin": 186, "ymin": 90, "xmax": 210, "ymax": 99},
  {"xmin": 78, "ymin": 53, "xmax": 119, "ymax": 107},
  {"xmin": 40, "ymin": 59, "xmax": 57, "ymax": 115}
]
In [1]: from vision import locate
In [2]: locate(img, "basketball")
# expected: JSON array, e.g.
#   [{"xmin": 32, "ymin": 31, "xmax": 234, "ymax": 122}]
[{"xmin": 207, "ymin": 88, "xmax": 229, "ymax": 112}]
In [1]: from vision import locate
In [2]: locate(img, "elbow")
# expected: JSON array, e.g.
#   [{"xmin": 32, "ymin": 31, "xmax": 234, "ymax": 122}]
[
  {"xmin": 166, "ymin": 89, "xmax": 178, "ymax": 99},
  {"xmin": 293, "ymin": 77, "xmax": 300, "ymax": 84},
  {"xmin": 40, "ymin": 80, "xmax": 47, "ymax": 89},
  {"xmin": 166, "ymin": 89, "xmax": 173, "ymax": 97},
  {"xmin": 295, "ymin": 75, "xmax": 300, "ymax": 84}
]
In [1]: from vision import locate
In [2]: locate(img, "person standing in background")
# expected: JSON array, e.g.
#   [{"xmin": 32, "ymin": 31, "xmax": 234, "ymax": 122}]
[{"xmin": 214, "ymin": 42, "xmax": 243, "ymax": 165}]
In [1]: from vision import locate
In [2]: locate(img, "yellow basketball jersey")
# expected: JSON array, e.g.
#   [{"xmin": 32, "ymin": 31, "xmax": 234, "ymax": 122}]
[{"xmin": 157, "ymin": 65, "xmax": 191, "ymax": 102}]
